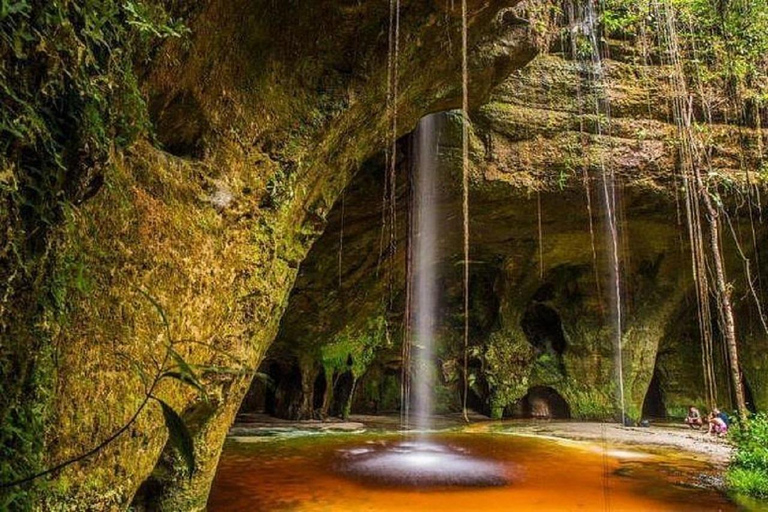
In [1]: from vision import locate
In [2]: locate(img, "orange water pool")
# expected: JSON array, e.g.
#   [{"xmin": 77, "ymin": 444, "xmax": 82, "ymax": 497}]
[{"xmin": 207, "ymin": 431, "xmax": 734, "ymax": 511}]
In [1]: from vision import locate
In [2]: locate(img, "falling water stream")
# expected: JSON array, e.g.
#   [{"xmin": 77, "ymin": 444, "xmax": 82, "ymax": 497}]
[
  {"xmin": 410, "ymin": 114, "xmax": 439, "ymax": 433},
  {"xmin": 332, "ymin": 114, "xmax": 508, "ymax": 487},
  {"xmin": 582, "ymin": 0, "xmax": 626, "ymax": 423}
]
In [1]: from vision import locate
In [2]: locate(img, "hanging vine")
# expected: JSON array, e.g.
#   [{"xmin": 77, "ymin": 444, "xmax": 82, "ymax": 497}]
[{"xmin": 461, "ymin": 0, "xmax": 471, "ymax": 424}]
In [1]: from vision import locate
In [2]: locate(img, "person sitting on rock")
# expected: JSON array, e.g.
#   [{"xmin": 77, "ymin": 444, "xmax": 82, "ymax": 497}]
[
  {"xmin": 706, "ymin": 412, "xmax": 728, "ymax": 437},
  {"xmin": 685, "ymin": 406, "xmax": 703, "ymax": 429}
]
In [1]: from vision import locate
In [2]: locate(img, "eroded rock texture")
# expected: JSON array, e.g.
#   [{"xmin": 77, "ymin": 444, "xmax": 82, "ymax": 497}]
[
  {"xmin": 0, "ymin": 0, "xmax": 540, "ymax": 509},
  {"xmin": 252, "ymin": 49, "xmax": 768, "ymax": 430},
  {"xmin": 2, "ymin": 1, "xmax": 767, "ymax": 510}
]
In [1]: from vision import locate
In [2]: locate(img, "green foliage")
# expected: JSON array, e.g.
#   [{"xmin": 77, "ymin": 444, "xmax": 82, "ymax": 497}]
[
  {"xmin": 666, "ymin": 405, "xmax": 690, "ymax": 419},
  {"xmin": 565, "ymin": 389, "xmax": 614, "ymax": 420},
  {"xmin": 0, "ymin": 287, "xmax": 207, "ymax": 506},
  {"xmin": 601, "ymin": 0, "xmax": 768, "ymax": 100},
  {"xmin": 142, "ymin": 290, "xmax": 210, "ymax": 477},
  {"xmin": 149, "ymin": 346, "xmax": 207, "ymax": 479},
  {"xmin": 265, "ymin": 166, "xmax": 297, "ymax": 209},
  {"xmin": 519, "ymin": 1, "xmax": 563, "ymax": 49},
  {"xmin": 156, "ymin": 399, "xmax": 196, "ymax": 477},
  {"xmin": 728, "ymin": 413, "xmax": 768, "ymax": 499},
  {"xmin": 319, "ymin": 315, "xmax": 389, "ymax": 420},
  {"xmin": 572, "ymin": 32, "xmax": 595, "ymax": 60},
  {"xmin": 164, "ymin": 348, "xmax": 208, "ymax": 401},
  {"xmin": 530, "ymin": 352, "xmax": 565, "ymax": 383},
  {"xmin": 728, "ymin": 468, "xmax": 768, "ymax": 499},
  {"xmin": 672, "ymin": 0, "xmax": 768, "ymax": 87},
  {"xmin": 600, "ymin": 0, "xmax": 643, "ymax": 38},
  {"xmin": 0, "ymin": 0, "xmax": 185, "ymax": 229},
  {"xmin": 0, "ymin": 342, "xmax": 53, "ymax": 510},
  {"xmin": 0, "ymin": 6, "xmax": 187, "ymax": 503}
]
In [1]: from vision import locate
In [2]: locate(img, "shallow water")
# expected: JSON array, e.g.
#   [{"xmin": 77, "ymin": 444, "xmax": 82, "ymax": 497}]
[{"xmin": 207, "ymin": 431, "xmax": 735, "ymax": 511}]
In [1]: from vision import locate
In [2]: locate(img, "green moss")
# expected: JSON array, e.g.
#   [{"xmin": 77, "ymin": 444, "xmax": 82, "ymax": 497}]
[
  {"xmin": 483, "ymin": 330, "xmax": 534, "ymax": 419},
  {"xmin": 0, "ymin": 2, "xmax": 187, "ymax": 507},
  {"xmin": 560, "ymin": 389, "xmax": 615, "ymax": 420},
  {"xmin": 320, "ymin": 314, "xmax": 389, "ymax": 380},
  {"xmin": 319, "ymin": 314, "xmax": 391, "ymax": 419}
]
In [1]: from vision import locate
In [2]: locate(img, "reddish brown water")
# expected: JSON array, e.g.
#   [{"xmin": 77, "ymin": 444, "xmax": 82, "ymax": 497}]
[{"xmin": 207, "ymin": 432, "xmax": 735, "ymax": 511}]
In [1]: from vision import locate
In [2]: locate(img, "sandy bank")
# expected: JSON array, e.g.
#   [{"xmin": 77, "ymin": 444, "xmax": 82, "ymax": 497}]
[{"xmin": 230, "ymin": 413, "xmax": 732, "ymax": 465}]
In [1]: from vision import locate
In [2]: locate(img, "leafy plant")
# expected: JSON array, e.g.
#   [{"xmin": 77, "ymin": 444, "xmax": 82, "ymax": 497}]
[
  {"xmin": 728, "ymin": 413, "xmax": 768, "ymax": 499},
  {"xmin": 265, "ymin": 166, "xmax": 297, "ymax": 209},
  {"xmin": 157, "ymin": 399, "xmax": 195, "ymax": 476},
  {"xmin": 601, "ymin": 0, "xmax": 642, "ymax": 38},
  {"xmin": 1, "ymin": 0, "xmax": 186, "ymax": 230}
]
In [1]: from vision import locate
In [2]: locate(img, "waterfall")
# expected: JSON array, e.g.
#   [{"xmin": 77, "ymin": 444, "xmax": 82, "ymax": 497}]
[
  {"xmin": 409, "ymin": 113, "xmax": 441, "ymax": 432},
  {"xmin": 582, "ymin": 0, "xmax": 626, "ymax": 423}
]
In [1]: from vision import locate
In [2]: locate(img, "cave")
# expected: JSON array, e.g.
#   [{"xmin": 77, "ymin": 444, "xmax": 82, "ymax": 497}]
[
  {"xmin": 263, "ymin": 363, "xmax": 280, "ymax": 416},
  {"xmin": 259, "ymin": 360, "xmax": 305, "ymax": 420},
  {"xmin": 4, "ymin": 0, "xmax": 768, "ymax": 509},
  {"xmin": 465, "ymin": 387, "xmax": 487, "ymax": 417},
  {"xmin": 519, "ymin": 387, "xmax": 571, "ymax": 420},
  {"xmin": 743, "ymin": 375, "xmax": 758, "ymax": 414},
  {"xmin": 313, "ymin": 370, "xmax": 327, "ymax": 412},
  {"xmin": 642, "ymin": 368, "xmax": 667, "ymax": 420},
  {"xmin": 239, "ymin": 373, "xmax": 269, "ymax": 416},
  {"xmin": 521, "ymin": 302, "xmax": 567, "ymax": 357}
]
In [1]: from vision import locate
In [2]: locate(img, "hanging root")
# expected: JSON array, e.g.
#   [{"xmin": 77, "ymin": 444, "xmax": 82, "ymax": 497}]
[
  {"xmin": 537, "ymin": 190, "xmax": 544, "ymax": 280},
  {"xmin": 461, "ymin": 0, "xmax": 471, "ymax": 424},
  {"xmin": 654, "ymin": 0, "xmax": 747, "ymax": 419}
]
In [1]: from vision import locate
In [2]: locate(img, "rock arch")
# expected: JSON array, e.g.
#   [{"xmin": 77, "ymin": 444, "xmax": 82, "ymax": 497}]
[{"xmin": 520, "ymin": 386, "xmax": 571, "ymax": 419}]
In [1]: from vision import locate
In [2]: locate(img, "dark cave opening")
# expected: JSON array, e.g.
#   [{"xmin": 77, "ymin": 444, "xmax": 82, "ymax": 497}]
[
  {"xmin": 263, "ymin": 362, "xmax": 281, "ymax": 416},
  {"xmin": 521, "ymin": 302, "xmax": 567, "ymax": 356},
  {"xmin": 465, "ymin": 386, "xmax": 486, "ymax": 416},
  {"xmin": 240, "ymin": 373, "xmax": 268, "ymax": 415},
  {"xmin": 743, "ymin": 373, "xmax": 758, "ymax": 414},
  {"xmin": 519, "ymin": 386, "xmax": 571, "ymax": 419},
  {"xmin": 257, "ymin": 361, "xmax": 304, "ymax": 419},
  {"xmin": 642, "ymin": 368, "xmax": 666, "ymax": 419},
  {"xmin": 313, "ymin": 370, "xmax": 327, "ymax": 412}
]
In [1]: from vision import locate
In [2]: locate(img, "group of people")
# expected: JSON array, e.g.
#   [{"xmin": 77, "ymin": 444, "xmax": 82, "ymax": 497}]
[{"xmin": 684, "ymin": 406, "xmax": 730, "ymax": 436}]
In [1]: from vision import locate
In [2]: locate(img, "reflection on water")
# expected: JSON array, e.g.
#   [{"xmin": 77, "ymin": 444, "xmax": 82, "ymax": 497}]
[{"xmin": 207, "ymin": 432, "xmax": 735, "ymax": 511}]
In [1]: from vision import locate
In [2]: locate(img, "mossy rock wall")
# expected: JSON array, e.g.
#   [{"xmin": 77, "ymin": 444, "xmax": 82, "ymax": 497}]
[
  {"xmin": 2, "ymin": 1, "xmax": 768, "ymax": 509},
  {"xmin": 0, "ymin": 1, "xmax": 540, "ymax": 509},
  {"xmin": 257, "ymin": 45, "xmax": 768, "ymax": 428}
]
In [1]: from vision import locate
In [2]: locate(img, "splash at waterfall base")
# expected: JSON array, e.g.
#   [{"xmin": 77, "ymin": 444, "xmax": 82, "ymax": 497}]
[{"xmin": 336, "ymin": 439, "xmax": 509, "ymax": 487}]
